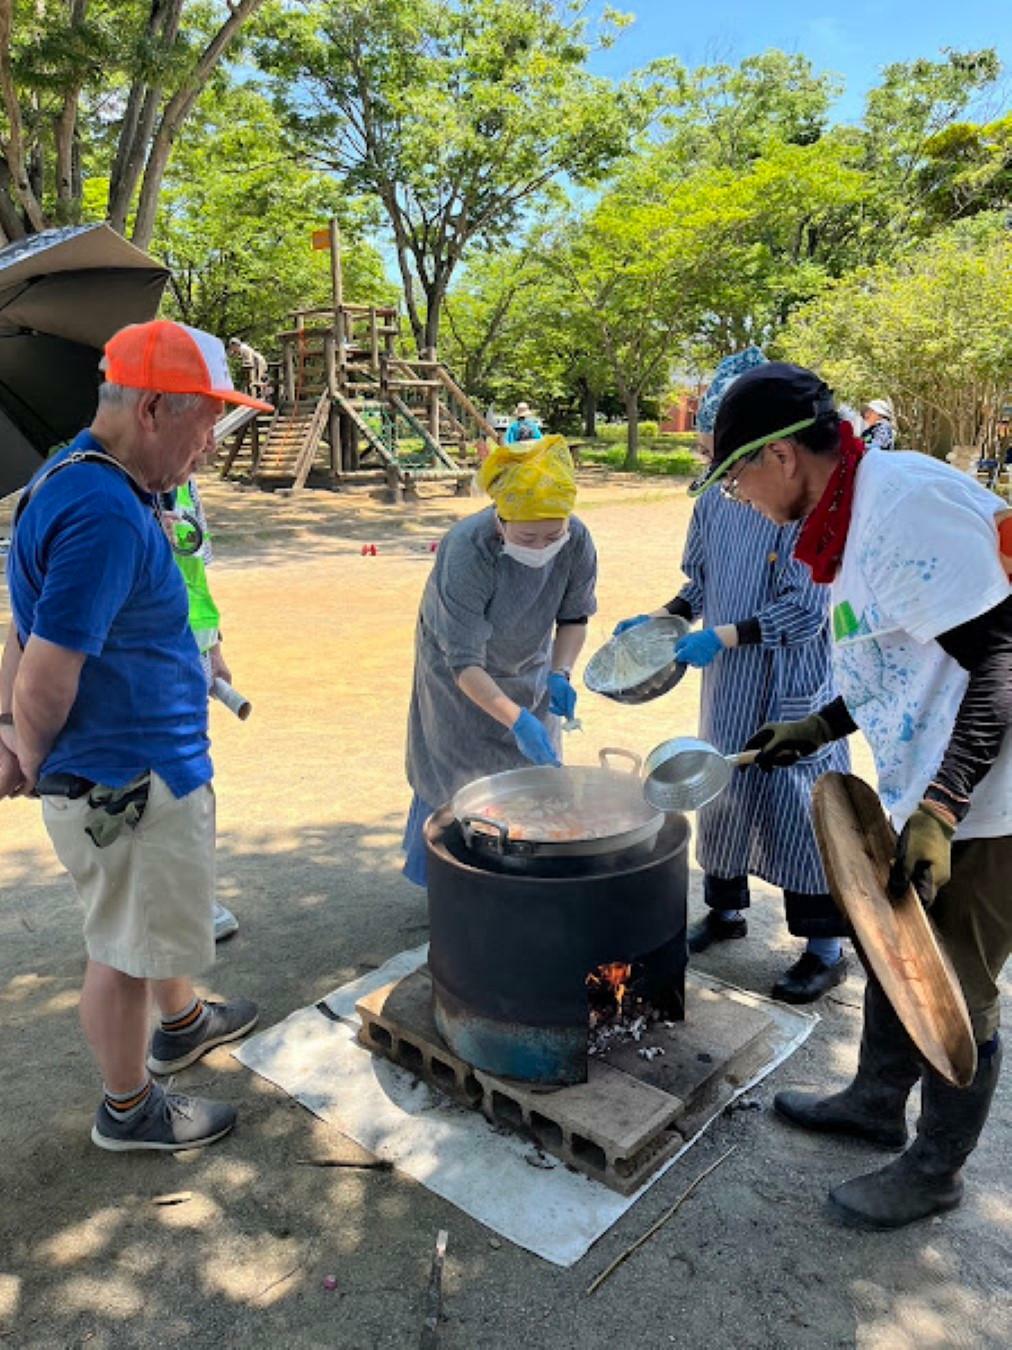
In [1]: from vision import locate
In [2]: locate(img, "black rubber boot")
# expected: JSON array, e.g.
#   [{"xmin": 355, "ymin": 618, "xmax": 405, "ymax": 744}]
[
  {"xmin": 774, "ymin": 978, "xmax": 922, "ymax": 1149},
  {"xmin": 828, "ymin": 1036, "xmax": 1002, "ymax": 1230}
]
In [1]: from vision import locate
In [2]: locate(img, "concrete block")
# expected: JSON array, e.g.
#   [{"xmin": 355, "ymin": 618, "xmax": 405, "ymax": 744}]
[{"xmin": 355, "ymin": 965, "xmax": 781, "ymax": 1195}]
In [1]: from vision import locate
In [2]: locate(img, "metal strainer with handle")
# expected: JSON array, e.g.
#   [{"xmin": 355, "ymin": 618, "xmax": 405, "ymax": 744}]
[
  {"xmin": 583, "ymin": 614, "xmax": 690, "ymax": 705},
  {"xmin": 643, "ymin": 736, "xmax": 760, "ymax": 812}
]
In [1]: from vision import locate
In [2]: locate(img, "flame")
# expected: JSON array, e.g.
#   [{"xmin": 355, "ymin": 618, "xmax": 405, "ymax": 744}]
[{"xmin": 586, "ymin": 961, "xmax": 633, "ymax": 1016}]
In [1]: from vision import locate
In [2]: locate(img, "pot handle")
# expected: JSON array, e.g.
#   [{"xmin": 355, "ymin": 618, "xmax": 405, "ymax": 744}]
[
  {"xmin": 599, "ymin": 746, "xmax": 643, "ymax": 775},
  {"xmin": 728, "ymin": 749, "xmax": 761, "ymax": 768},
  {"xmin": 459, "ymin": 814, "xmax": 509, "ymax": 852}
]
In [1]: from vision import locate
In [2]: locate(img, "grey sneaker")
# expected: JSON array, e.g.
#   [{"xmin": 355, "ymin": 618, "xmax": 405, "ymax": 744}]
[
  {"xmin": 92, "ymin": 1083, "xmax": 236, "ymax": 1152},
  {"xmin": 213, "ymin": 902, "xmax": 239, "ymax": 942},
  {"xmin": 147, "ymin": 996, "xmax": 259, "ymax": 1075}
]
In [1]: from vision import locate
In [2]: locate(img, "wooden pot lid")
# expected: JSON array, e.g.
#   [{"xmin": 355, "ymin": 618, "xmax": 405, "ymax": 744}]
[{"xmin": 812, "ymin": 772, "xmax": 977, "ymax": 1088}]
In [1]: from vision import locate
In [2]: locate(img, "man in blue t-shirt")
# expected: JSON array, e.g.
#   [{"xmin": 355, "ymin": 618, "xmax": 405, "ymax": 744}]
[{"xmin": 0, "ymin": 319, "xmax": 272, "ymax": 1153}]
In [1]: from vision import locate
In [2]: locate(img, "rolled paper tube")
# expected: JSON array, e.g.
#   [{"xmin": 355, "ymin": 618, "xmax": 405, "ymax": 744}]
[{"xmin": 212, "ymin": 678, "xmax": 252, "ymax": 721}]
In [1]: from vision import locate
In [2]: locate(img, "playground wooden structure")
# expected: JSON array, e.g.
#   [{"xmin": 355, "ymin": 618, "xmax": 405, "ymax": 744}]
[{"xmin": 217, "ymin": 221, "xmax": 500, "ymax": 497}]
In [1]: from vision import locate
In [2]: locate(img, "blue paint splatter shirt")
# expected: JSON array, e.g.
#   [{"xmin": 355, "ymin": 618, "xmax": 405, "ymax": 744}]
[{"xmin": 830, "ymin": 449, "xmax": 1011, "ymax": 838}]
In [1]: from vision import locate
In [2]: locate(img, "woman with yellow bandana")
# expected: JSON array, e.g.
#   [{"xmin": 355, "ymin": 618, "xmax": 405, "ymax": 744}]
[{"xmin": 402, "ymin": 436, "xmax": 598, "ymax": 886}]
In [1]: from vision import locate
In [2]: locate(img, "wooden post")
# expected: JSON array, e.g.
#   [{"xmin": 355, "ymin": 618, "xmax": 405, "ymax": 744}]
[
  {"xmin": 283, "ymin": 337, "xmax": 295, "ymax": 407},
  {"xmin": 385, "ymin": 463, "xmax": 403, "ymax": 504},
  {"xmin": 328, "ymin": 402, "xmax": 340, "ymax": 476},
  {"xmin": 329, "ymin": 217, "xmax": 343, "ymax": 310},
  {"xmin": 324, "ymin": 333, "xmax": 339, "ymax": 475},
  {"xmin": 335, "ymin": 308, "xmax": 347, "ymax": 389},
  {"xmin": 324, "ymin": 332, "xmax": 337, "ymax": 397},
  {"xmin": 425, "ymin": 345, "xmax": 440, "ymax": 449},
  {"xmin": 369, "ymin": 305, "xmax": 379, "ymax": 372},
  {"xmin": 379, "ymin": 352, "xmax": 390, "ymax": 404}
]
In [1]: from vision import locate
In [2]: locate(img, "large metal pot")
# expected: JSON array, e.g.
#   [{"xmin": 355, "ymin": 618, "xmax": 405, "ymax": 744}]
[
  {"xmin": 583, "ymin": 614, "xmax": 690, "ymax": 705},
  {"xmin": 452, "ymin": 747, "xmax": 663, "ymax": 864}
]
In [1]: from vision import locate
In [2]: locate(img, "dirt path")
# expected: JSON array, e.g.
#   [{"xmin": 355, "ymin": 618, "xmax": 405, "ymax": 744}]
[{"xmin": 1, "ymin": 472, "xmax": 1008, "ymax": 1349}]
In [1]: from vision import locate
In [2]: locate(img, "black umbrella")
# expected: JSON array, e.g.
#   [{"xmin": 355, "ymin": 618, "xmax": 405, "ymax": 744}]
[{"xmin": 0, "ymin": 223, "xmax": 169, "ymax": 498}]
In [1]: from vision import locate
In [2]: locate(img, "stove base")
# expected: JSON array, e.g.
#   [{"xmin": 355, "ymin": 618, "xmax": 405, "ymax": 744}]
[
  {"xmin": 357, "ymin": 965, "xmax": 776, "ymax": 1195},
  {"xmin": 432, "ymin": 980, "xmax": 589, "ymax": 1086}
]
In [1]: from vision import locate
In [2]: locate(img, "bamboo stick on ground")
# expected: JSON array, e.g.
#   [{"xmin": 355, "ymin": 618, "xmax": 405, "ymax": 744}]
[
  {"xmin": 586, "ymin": 1147, "xmax": 737, "ymax": 1296},
  {"xmin": 419, "ymin": 1229, "xmax": 448, "ymax": 1348}
]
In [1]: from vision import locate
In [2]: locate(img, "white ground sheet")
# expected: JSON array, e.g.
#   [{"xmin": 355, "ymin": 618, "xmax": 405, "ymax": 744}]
[{"xmin": 234, "ymin": 945, "xmax": 816, "ymax": 1267}]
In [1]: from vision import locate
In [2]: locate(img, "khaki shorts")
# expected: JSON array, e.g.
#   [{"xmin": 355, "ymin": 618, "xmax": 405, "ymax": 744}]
[
  {"xmin": 43, "ymin": 773, "xmax": 216, "ymax": 980},
  {"xmin": 932, "ymin": 834, "xmax": 1012, "ymax": 1043}
]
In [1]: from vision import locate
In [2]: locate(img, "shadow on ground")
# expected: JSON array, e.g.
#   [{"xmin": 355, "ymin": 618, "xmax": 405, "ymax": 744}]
[{"xmin": 1, "ymin": 815, "xmax": 1009, "ymax": 1350}]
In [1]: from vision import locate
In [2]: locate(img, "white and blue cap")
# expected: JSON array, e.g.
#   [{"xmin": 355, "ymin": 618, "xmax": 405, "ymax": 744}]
[{"xmin": 695, "ymin": 346, "xmax": 767, "ymax": 435}]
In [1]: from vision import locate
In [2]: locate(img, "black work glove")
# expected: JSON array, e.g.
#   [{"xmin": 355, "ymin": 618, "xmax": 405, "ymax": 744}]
[
  {"xmin": 887, "ymin": 802, "xmax": 955, "ymax": 907},
  {"xmin": 743, "ymin": 713, "xmax": 833, "ymax": 771}
]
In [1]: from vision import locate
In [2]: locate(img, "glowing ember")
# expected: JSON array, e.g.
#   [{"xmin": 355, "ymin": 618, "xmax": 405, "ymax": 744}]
[{"xmin": 586, "ymin": 961, "xmax": 633, "ymax": 1020}]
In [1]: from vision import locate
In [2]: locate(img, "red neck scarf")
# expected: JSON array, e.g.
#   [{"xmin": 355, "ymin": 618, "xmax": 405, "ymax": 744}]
[{"xmin": 794, "ymin": 422, "xmax": 867, "ymax": 583}]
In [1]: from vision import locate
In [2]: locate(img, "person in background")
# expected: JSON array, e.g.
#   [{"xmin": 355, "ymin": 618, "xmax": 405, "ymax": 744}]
[
  {"xmin": 860, "ymin": 398, "xmax": 895, "ymax": 451},
  {"xmin": 506, "ymin": 401, "xmax": 543, "ymax": 444},
  {"xmin": 227, "ymin": 337, "xmax": 268, "ymax": 401},
  {"xmin": 613, "ymin": 348, "xmax": 850, "ymax": 1004},
  {"xmin": 692, "ymin": 360, "xmax": 1011, "ymax": 1229},
  {"xmin": 164, "ymin": 476, "xmax": 239, "ymax": 942},
  {"xmin": 402, "ymin": 436, "xmax": 596, "ymax": 887},
  {"xmin": 1, "ymin": 320, "xmax": 270, "ymax": 1151}
]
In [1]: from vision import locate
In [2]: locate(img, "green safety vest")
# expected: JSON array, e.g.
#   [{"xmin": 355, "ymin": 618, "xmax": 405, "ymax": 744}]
[{"xmin": 173, "ymin": 481, "xmax": 220, "ymax": 651}]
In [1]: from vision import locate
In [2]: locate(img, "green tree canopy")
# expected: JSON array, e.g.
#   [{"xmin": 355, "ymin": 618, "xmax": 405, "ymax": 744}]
[
  {"xmin": 857, "ymin": 47, "xmax": 1003, "ymax": 241},
  {"xmin": 0, "ymin": 0, "xmax": 268, "ymax": 245},
  {"xmin": 779, "ymin": 214, "xmax": 1012, "ymax": 456},
  {"xmin": 646, "ymin": 49, "xmax": 840, "ymax": 171},
  {"xmin": 149, "ymin": 85, "xmax": 393, "ymax": 351},
  {"xmin": 915, "ymin": 114, "xmax": 1012, "ymax": 227},
  {"xmin": 258, "ymin": 0, "xmax": 648, "ymax": 355}
]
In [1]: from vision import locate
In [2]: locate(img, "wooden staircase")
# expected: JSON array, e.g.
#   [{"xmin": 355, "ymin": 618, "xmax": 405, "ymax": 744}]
[{"xmin": 253, "ymin": 395, "xmax": 331, "ymax": 489}]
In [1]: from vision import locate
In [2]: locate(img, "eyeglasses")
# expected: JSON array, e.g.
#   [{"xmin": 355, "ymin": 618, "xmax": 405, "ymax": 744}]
[{"xmin": 720, "ymin": 447, "xmax": 765, "ymax": 502}]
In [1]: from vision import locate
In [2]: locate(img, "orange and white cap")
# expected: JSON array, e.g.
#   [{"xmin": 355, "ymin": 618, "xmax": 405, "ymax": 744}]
[{"xmin": 103, "ymin": 319, "xmax": 274, "ymax": 412}]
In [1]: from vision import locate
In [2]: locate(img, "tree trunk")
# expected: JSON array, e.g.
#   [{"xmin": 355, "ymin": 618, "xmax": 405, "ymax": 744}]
[
  {"xmin": 131, "ymin": 0, "xmax": 267, "ymax": 250},
  {"xmin": 54, "ymin": 86, "xmax": 82, "ymax": 221},
  {"xmin": 107, "ymin": 0, "xmax": 184, "ymax": 235},
  {"xmin": 0, "ymin": 157, "xmax": 26, "ymax": 238},
  {"xmin": 421, "ymin": 275, "xmax": 448, "ymax": 358},
  {"xmin": 622, "ymin": 390, "xmax": 640, "ymax": 471},
  {"xmin": 580, "ymin": 378, "xmax": 597, "ymax": 438},
  {"xmin": 0, "ymin": 0, "xmax": 45, "ymax": 231}
]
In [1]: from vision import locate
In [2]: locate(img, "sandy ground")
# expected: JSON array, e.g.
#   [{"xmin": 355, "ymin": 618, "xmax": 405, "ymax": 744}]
[{"xmin": 0, "ymin": 470, "xmax": 1009, "ymax": 1349}]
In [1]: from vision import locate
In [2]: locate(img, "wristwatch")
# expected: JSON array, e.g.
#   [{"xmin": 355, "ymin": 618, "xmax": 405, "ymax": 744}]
[{"xmin": 551, "ymin": 667, "xmax": 572, "ymax": 681}]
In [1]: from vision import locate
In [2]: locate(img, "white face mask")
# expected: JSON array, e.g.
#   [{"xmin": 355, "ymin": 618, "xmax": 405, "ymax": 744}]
[{"xmin": 501, "ymin": 530, "xmax": 570, "ymax": 569}]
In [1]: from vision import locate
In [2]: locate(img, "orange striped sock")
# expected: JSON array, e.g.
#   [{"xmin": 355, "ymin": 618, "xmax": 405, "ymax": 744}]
[
  {"xmin": 160, "ymin": 997, "xmax": 209, "ymax": 1035},
  {"xmin": 104, "ymin": 1079, "xmax": 153, "ymax": 1119}
]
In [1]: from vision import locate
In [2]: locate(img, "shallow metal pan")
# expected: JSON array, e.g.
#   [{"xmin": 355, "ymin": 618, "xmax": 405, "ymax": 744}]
[{"xmin": 452, "ymin": 747, "xmax": 663, "ymax": 861}]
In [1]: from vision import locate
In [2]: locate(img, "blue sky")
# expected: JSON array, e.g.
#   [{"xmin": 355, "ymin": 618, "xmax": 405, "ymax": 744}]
[{"xmin": 586, "ymin": 0, "xmax": 1012, "ymax": 122}]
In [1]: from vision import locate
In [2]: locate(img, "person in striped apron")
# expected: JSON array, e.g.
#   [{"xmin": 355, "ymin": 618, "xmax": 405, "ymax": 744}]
[{"xmin": 615, "ymin": 349, "xmax": 850, "ymax": 1003}]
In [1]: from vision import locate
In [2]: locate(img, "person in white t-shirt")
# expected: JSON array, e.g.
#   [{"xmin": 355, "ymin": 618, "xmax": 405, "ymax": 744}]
[
  {"xmin": 689, "ymin": 361, "xmax": 1011, "ymax": 1231},
  {"xmin": 227, "ymin": 337, "xmax": 268, "ymax": 399}
]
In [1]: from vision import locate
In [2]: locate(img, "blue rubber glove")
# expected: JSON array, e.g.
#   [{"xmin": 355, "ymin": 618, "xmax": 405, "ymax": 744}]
[
  {"xmin": 674, "ymin": 628, "xmax": 725, "ymax": 668},
  {"xmin": 548, "ymin": 672, "xmax": 577, "ymax": 719},
  {"xmin": 512, "ymin": 708, "xmax": 561, "ymax": 766},
  {"xmin": 613, "ymin": 614, "xmax": 651, "ymax": 637}
]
